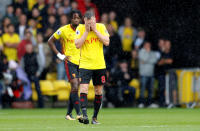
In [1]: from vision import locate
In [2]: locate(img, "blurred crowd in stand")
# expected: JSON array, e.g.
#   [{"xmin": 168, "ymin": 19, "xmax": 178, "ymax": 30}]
[{"xmin": 0, "ymin": 0, "xmax": 173, "ymax": 108}]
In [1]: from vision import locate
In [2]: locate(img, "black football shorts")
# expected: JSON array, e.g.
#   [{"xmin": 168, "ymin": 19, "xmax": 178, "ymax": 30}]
[
  {"xmin": 64, "ymin": 61, "xmax": 79, "ymax": 81},
  {"xmin": 79, "ymin": 68, "xmax": 107, "ymax": 86}
]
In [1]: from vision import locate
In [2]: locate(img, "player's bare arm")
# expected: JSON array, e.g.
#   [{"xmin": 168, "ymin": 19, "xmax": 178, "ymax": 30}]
[
  {"xmin": 5, "ymin": 43, "xmax": 18, "ymax": 48},
  {"xmin": 48, "ymin": 35, "xmax": 70, "ymax": 61},
  {"xmin": 75, "ymin": 18, "xmax": 90, "ymax": 49},
  {"xmin": 91, "ymin": 17, "xmax": 110, "ymax": 46}
]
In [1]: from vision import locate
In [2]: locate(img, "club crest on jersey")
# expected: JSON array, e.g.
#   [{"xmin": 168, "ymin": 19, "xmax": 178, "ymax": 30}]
[
  {"xmin": 57, "ymin": 30, "xmax": 61, "ymax": 35},
  {"xmin": 76, "ymin": 30, "xmax": 80, "ymax": 35}
]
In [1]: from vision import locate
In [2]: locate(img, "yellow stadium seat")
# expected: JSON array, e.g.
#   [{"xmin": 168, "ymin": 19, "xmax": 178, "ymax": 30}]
[
  {"xmin": 31, "ymin": 83, "xmax": 37, "ymax": 101},
  {"xmin": 46, "ymin": 73, "xmax": 57, "ymax": 81},
  {"xmin": 88, "ymin": 80, "xmax": 95, "ymax": 100},
  {"xmin": 52, "ymin": 80, "xmax": 71, "ymax": 101},
  {"xmin": 129, "ymin": 79, "xmax": 140, "ymax": 99},
  {"xmin": 176, "ymin": 70, "xmax": 183, "ymax": 92},
  {"xmin": 32, "ymin": 90, "xmax": 38, "ymax": 101},
  {"xmin": 57, "ymin": 89, "xmax": 70, "ymax": 101},
  {"xmin": 39, "ymin": 80, "xmax": 56, "ymax": 95},
  {"xmin": 89, "ymin": 82, "xmax": 94, "ymax": 91},
  {"xmin": 129, "ymin": 79, "xmax": 140, "ymax": 89},
  {"xmin": 31, "ymin": 83, "xmax": 35, "ymax": 89},
  {"xmin": 194, "ymin": 72, "xmax": 200, "ymax": 101},
  {"xmin": 88, "ymin": 90, "xmax": 95, "ymax": 101},
  {"xmin": 181, "ymin": 71, "xmax": 193, "ymax": 103},
  {"xmin": 52, "ymin": 80, "xmax": 70, "ymax": 90},
  {"xmin": 78, "ymin": 80, "xmax": 95, "ymax": 100}
]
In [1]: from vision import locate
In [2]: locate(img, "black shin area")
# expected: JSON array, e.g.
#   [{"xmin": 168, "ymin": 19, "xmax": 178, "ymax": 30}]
[{"xmin": 80, "ymin": 93, "xmax": 88, "ymax": 117}]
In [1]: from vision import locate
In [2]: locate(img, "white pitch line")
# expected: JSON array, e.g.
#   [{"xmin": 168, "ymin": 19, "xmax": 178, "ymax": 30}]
[
  {"xmin": 0, "ymin": 113, "xmax": 8, "ymax": 115},
  {"xmin": 139, "ymin": 125, "xmax": 170, "ymax": 128}
]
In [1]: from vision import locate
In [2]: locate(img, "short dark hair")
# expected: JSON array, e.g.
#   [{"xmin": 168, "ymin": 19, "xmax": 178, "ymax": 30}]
[
  {"xmin": 84, "ymin": 11, "xmax": 95, "ymax": 19},
  {"xmin": 24, "ymin": 29, "xmax": 32, "ymax": 35},
  {"xmin": 165, "ymin": 39, "xmax": 171, "ymax": 43},
  {"xmin": 7, "ymin": 4, "xmax": 13, "ymax": 8},
  {"xmin": 70, "ymin": 10, "xmax": 82, "ymax": 19},
  {"xmin": 137, "ymin": 27, "xmax": 145, "ymax": 32},
  {"xmin": 48, "ymin": 15, "xmax": 56, "ymax": 19},
  {"xmin": 7, "ymin": 23, "xmax": 14, "ymax": 28},
  {"xmin": 143, "ymin": 41, "xmax": 151, "ymax": 46},
  {"xmin": 119, "ymin": 59, "xmax": 127, "ymax": 63}
]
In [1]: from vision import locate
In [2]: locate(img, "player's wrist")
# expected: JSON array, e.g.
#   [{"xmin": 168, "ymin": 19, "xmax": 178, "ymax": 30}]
[
  {"xmin": 84, "ymin": 31, "xmax": 89, "ymax": 36},
  {"xmin": 85, "ymin": 30, "xmax": 89, "ymax": 34},
  {"xmin": 57, "ymin": 53, "xmax": 66, "ymax": 60}
]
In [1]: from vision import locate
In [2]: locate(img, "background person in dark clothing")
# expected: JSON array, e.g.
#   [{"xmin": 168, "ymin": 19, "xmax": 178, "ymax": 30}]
[
  {"xmin": 157, "ymin": 40, "xmax": 173, "ymax": 107},
  {"xmin": 109, "ymin": 60, "xmax": 135, "ymax": 106},
  {"xmin": 0, "ymin": 51, "xmax": 8, "ymax": 80},
  {"xmin": 20, "ymin": 44, "xmax": 44, "ymax": 108},
  {"xmin": 0, "ymin": 51, "xmax": 8, "ymax": 108},
  {"xmin": 104, "ymin": 24, "xmax": 122, "ymax": 71}
]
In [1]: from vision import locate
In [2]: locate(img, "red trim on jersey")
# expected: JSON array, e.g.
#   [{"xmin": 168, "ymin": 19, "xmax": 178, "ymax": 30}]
[{"xmin": 70, "ymin": 24, "xmax": 76, "ymax": 31}]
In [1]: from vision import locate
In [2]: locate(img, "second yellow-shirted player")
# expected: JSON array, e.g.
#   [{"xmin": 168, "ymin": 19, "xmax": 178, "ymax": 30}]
[
  {"xmin": 48, "ymin": 10, "xmax": 83, "ymax": 122},
  {"xmin": 53, "ymin": 24, "xmax": 80, "ymax": 65},
  {"xmin": 75, "ymin": 11, "xmax": 110, "ymax": 124}
]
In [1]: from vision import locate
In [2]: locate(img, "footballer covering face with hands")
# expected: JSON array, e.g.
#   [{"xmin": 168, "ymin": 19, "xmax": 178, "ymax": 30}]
[
  {"xmin": 48, "ymin": 10, "xmax": 83, "ymax": 121},
  {"xmin": 75, "ymin": 11, "xmax": 110, "ymax": 124}
]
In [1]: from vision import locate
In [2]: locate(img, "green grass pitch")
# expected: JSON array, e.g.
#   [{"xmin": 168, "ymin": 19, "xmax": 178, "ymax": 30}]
[{"xmin": 0, "ymin": 108, "xmax": 200, "ymax": 131}]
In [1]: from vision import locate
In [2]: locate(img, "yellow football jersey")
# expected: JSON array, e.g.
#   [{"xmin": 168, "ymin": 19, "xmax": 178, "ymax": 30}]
[
  {"xmin": 2, "ymin": 33, "xmax": 20, "ymax": 61},
  {"xmin": 75, "ymin": 23, "xmax": 109, "ymax": 70},
  {"xmin": 53, "ymin": 24, "xmax": 80, "ymax": 65},
  {"xmin": 122, "ymin": 27, "xmax": 135, "ymax": 52},
  {"xmin": 110, "ymin": 20, "xmax": 118, "ymax": 32}
]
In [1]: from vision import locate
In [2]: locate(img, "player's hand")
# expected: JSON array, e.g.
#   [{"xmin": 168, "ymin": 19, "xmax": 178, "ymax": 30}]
[
  {"xmin": 84, "ymin": 18, "xmax": 90, "ymax": 32},
  {"xmin": 85, "ymin": 23, "xmax": 90, "ymax": 32},
  {"xmin": 35, "ymin": 72, "xmax": 40, "ymax": 77},
  {"xmin": 158, "ymin": 59, "xmax": 165, "ymax": 65},
  {"xmin": 165, "ymin": 59, "xmax": 173, "ymax": 64},
  {"xmin": 124, "ymin": 73, "xmax": 130, "ymax": 79},
  {"xmin": 56, "ymin": 58, "xmax": 62, "ymax": 63},
  {"xmin": 91, "ymin": 17, "xmax": 97, "ymax": 32},
  {"xmin": 64, "ymin": 56, "xmax": 71, "ymax": 61}
]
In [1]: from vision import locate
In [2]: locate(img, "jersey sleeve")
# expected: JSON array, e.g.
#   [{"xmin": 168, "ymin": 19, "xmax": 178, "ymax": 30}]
[
  {"xmin": 53, "ymin": 28, "xmax": 62, "ymax": 40},
  {"xmin": 100, "ymin": 24, "xmax": 110, "ymax": 37},
  {"xmin": 75, "ymin": 25, "xmax": 83, "ymax": 40}
]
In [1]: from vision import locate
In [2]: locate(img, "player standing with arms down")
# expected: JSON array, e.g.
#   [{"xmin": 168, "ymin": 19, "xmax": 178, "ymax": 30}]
[
  {"xmin": 75, "ymin": 11, "xmax": 110, "ymax": 124},
  {"xmin": 48, "ymin": 10, "xmax": 82, "ymax": 121}
]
